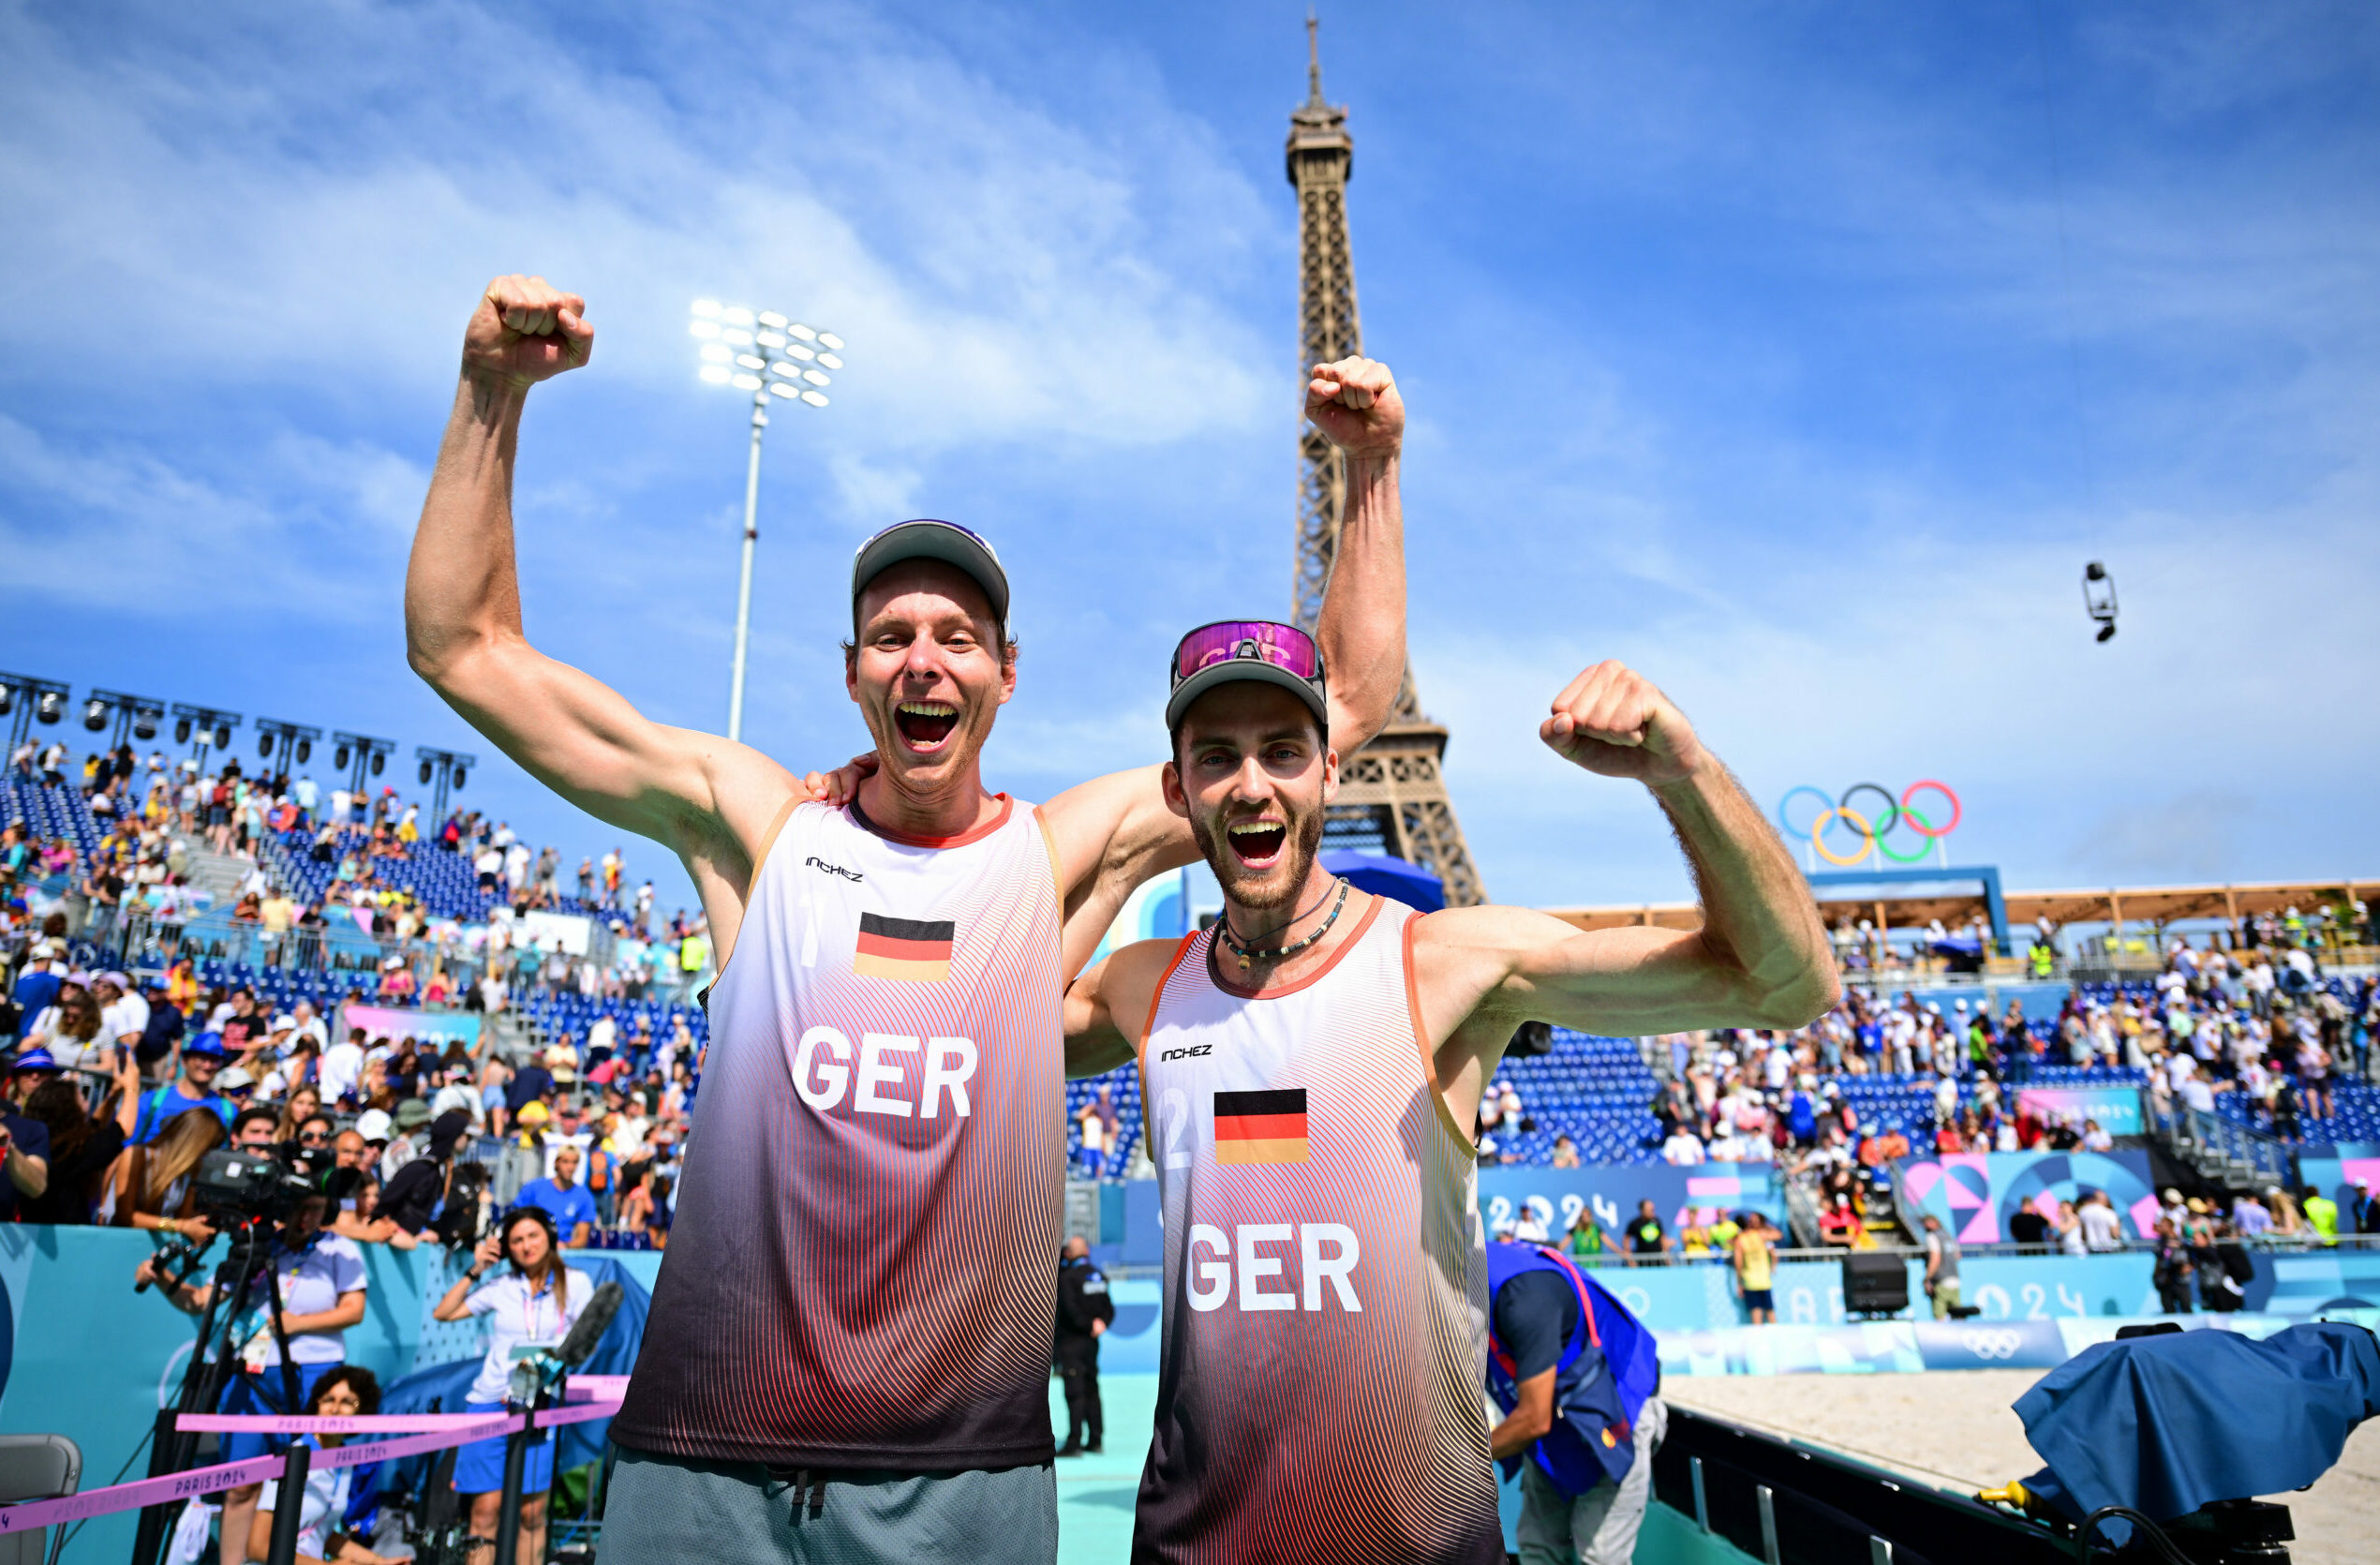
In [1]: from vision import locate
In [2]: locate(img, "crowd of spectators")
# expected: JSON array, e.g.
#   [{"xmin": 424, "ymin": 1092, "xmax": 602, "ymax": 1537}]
[
  {"xmin": 0, "ymin": 944, "xmax": 700, "ymax": 1250},
  {"xmin": 1473, "ymin": 918, "xmax": 2378, "ymax": 1289},
  {"xmin": 1629, "ymin": 930, "xmax": 2374, "ymax": 1164},
  {"xmin": 2, "ymin": 740, "xmax": 716, "ymax": 1010}
]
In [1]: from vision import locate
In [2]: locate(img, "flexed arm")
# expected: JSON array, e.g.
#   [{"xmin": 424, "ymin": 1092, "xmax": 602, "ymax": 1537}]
[
  {"xmin": 406, "ymin": 276, "xmax": 799, "ymax": 867},
  {"xmin": 1416, "ymin": 662, "xmax": 1838, "ymax": 1113}
]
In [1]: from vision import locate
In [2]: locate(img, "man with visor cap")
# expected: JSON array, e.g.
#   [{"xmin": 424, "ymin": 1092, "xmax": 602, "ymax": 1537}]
[{"xmin": 407, "ymin": 272, "xmax": 1415, "ymax": 1562}]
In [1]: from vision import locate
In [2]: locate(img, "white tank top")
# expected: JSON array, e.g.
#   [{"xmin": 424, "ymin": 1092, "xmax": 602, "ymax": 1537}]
[
  {"xmin": 1132, "ymin": 899, "xmax": 1500, "ymax": 1565},
  {"xmin": 614, "ymin": 794, "xmax": 1068, "ymax": 1469}
]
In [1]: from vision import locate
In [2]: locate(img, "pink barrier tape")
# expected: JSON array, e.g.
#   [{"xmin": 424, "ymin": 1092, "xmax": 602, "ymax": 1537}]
[
  {"xmin": 566, "ymin": 1375, "xmax": 631, "ymax": 1401},
  {"xmin": 0, "ymin": 1453, "xmax": 285, "ymax": 1536},
  {"xmin": 0, "ymin": 1403, "xmax": 621, "ymax": 1537},
  {"xmin": 533, "ymin": 1399, "xmax": 622, "ymax": 1430},
  {"xmin": 305, "ymin": 1417, "xmax": 518, "ymax": 1472},
  {"xmin": 180, "ymin": 1412, "xmax": 513, "ymax": 1436}
]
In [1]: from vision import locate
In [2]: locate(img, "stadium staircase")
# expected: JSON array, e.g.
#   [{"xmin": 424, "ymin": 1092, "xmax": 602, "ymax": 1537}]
[
  {"xmin": 182, "ymin": 843, "xmax": 252, "ymax": 909},
  {"xmin": 2152, "ymin": 1102, "xmax": 2296, "ymax": 1193}
]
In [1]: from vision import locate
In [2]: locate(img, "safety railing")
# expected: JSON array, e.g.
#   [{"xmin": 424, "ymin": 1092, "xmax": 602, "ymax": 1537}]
[{"xmin": 2149, "ymin": 1099, "xmax": 2298, "ymax": 1189}]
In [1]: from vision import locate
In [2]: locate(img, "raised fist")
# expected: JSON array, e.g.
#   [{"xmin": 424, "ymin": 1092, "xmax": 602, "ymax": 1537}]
[
  {"xmin": 1304, "ymin": 356, "xmax": 1404, "ymax": 460},
  {"xmin": 463, "ymin": 274, "xmax": 593, "ymax": 390},
  {"xmin": 1540, "ymin": 661, "xmax": 1706, "ymax": 787}
]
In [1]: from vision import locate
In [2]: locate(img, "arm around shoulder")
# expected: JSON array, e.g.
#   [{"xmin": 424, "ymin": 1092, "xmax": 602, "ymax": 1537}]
[{"xmin": 1063, "ymin": 937, "xmax": 1181, "ymax": 1081}]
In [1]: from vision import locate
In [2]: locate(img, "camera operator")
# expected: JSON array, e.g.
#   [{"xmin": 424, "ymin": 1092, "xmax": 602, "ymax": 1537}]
[
  {"xmin": 134, "ymin": 1187, "xmax": 368, "ymax": 1565},
  {"xmin": 229, "ymin": 1106, "xmax": 282, "ymax": 1152},
  {"xmin": 430, "ymin": 1206, "xmax": 597, "ymax": 1565}
]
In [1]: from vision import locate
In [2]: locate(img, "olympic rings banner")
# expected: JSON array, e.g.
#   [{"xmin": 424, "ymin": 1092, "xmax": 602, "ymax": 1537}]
[{"xmin": 1778, "ymin": 780, "xmax": 1962, "ymax": 868}]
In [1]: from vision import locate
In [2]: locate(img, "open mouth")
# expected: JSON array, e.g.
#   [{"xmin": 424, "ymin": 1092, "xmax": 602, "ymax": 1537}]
[
  {"xmin": 1226, "ymin": 819, "xmax": 1288, "ymax": 866},
  {"xmin": 893, "ymin": 701, "xmax": 959, "ymax": 751}
]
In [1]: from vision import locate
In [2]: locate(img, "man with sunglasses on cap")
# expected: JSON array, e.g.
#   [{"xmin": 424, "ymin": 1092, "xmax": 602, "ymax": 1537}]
[
  {"xmin": 1062, "ymin": 635, "xmax": 1837, "ymax": 1565},
  {"xmin": 407, "ymin": 275, "xmax": 1413, "ymax": 1561}
]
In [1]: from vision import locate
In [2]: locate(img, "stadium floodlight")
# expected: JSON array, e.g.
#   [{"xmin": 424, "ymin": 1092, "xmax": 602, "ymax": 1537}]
[
  {"xmin": 415, "ymin": 746, "xmax": 477, "ymax": 823},
  {"xmin": 692, "ymin": 297, "xmax": 851, "ymax": 741},
  {"xmin": 171, "ymin": 704, "xmax": 241, "ymax": 761},
  {"xmin": 0, "ymin": 673, "xmax": 70, "ymax": 757},
  {"xmin": 333, "ymin": 731, "xmax": 395, "ymax": 793},
  {"xmin": 255, "ymin": 718, "xmax": 323, "ymax": 778},
  {"xmin": 84, "ymin": 689, "xmax": 166, "ymax": 749}
]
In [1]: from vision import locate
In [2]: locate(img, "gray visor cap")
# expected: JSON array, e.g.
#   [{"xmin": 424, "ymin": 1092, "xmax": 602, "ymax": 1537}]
[{"xmin": 851, "ymin": 519, "xmax": 1010, "ymax": 633}]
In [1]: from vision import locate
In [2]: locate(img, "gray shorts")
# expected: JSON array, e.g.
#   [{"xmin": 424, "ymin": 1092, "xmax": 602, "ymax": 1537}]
[{"xmin": 597, "ymin": 1447, "xmax": 1057, "ymax": 1565}]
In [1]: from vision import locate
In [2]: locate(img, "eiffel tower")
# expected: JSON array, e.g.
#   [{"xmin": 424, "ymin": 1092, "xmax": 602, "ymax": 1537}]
[{"xmin": 1287, "ymin": 15, "xmax": 1485, "ymax": 907}]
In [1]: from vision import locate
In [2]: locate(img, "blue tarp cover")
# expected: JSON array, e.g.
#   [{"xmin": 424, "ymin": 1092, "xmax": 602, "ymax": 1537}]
[
  {"xmin": 1318, "ymin": 850, "xmax": 1444, "ymax": 914},
  {"xmin": 2016, "ymin": 1322, "xmax": 2380, "ymax": 1523}
]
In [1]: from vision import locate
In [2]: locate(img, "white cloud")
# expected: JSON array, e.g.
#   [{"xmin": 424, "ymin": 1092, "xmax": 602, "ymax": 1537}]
[{"xmin": 0, "ymin": 0, "xmax": 1276, "ymax": 460}]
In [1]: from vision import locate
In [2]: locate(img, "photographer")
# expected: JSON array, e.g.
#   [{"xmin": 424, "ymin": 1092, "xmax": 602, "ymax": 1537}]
[
  {"xmin": 229, "ymin": 1106, "xmax": 283, "ymax": 1152},
  {"xmin": 367, "ymin": 1109, "xmax": 476, "ymax": 1245},
  {"xmin": 134, "ymin": 1188, "xmax": 368, "ymax": 1565},
  {"xmin": 431, "ymin": 1207, "xmax": 598, "ymax": 1565},
  {"xmin": 245, "ymin": 1365, "xmax": 399, "ymax": 1565}
]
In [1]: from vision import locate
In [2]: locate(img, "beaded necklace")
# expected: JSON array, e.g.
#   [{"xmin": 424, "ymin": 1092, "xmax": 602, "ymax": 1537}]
[{"xmin": 1216, "ymin": 877, "xmax": 1350, "ymax": 973}]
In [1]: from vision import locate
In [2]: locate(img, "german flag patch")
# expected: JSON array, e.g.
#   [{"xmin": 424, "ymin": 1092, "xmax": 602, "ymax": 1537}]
[
  {"xmin": 1213, "ymin": 1088, "xmax": 1308, "ymax": 1165},
  {"xmin": 853, "ymin": 913, "xmax": 954, "ymax": 982}
]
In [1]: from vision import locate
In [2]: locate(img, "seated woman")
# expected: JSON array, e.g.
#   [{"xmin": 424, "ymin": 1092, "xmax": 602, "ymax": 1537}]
[{"xmin": 245, "ymin": 1366, "xmax": 398, "ymax": 1565}]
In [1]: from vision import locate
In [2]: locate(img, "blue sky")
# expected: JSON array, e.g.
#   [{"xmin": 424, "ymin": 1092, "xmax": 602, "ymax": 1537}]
[{"xmin": 4, "ymin": 0, "xmax": 2375, "ymax": 918}]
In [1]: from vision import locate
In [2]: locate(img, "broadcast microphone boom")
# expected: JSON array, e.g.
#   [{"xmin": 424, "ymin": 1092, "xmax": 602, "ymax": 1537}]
[
  {"xmin": 557, "ymin": 1280, "xmax": 625, "ymax": 1367},
  {"xmin": 509, "ymin": 1278, "xmax": 626, "ymax": 1403}
]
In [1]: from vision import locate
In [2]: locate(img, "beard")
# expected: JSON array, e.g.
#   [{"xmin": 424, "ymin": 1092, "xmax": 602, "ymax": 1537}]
[{"xmin": 1189, "ymin": 799, "xmax": 1326, "ymax": 911}]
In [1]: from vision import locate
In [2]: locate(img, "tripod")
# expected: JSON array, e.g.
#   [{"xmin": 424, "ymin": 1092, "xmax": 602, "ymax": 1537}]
[{"xmin": 130, "ymin": 1215, "xmax": 305, "ymax": 1565}]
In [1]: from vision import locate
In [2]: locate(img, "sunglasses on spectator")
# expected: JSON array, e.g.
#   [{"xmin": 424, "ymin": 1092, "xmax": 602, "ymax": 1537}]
[{"xmin": 299, "ymin": 1129, "xmax": 332, "ymax": 1145}]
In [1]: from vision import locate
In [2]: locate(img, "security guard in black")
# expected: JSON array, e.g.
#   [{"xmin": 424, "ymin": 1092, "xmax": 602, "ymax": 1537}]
[{"xmin": 1054, "ymin": 1235, "xmax": 1114, "ymax": 1455}]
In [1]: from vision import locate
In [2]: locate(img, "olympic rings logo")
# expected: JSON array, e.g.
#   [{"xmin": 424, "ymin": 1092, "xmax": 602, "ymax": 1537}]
[
  {"xmin": 1777, "ymin": 781, "xmax": 1962, "ymax": 868},
  {"xmin": 1957, "ymin": 1328, "xmax": 2022, "ymax": 1360}
]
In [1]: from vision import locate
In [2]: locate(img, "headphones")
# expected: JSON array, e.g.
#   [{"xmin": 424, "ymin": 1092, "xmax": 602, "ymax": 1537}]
[{"xmin": 498, "ymin": 1204, "xmax": 561, "ymax": 1269}]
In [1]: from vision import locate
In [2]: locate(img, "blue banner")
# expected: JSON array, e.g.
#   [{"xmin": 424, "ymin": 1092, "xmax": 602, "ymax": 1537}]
[{"xmin": 1896, "ymin": 1150, "xmax": 2161, "ymax": 1244}]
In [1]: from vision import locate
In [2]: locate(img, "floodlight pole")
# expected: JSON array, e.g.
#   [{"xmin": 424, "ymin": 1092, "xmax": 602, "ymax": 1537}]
[{"xmin": 728, "ymin": 385, "xmax": 767, "ymax": 743}]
